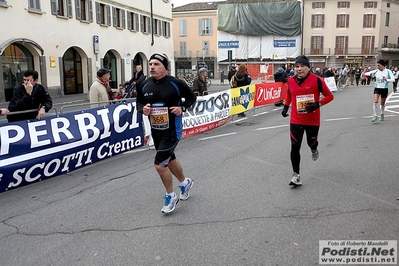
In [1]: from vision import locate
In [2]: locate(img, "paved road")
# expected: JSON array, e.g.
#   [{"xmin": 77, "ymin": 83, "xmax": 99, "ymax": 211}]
[{"xmin": 0, "ymin": 84, "xmax": 398, "ymax": 265}]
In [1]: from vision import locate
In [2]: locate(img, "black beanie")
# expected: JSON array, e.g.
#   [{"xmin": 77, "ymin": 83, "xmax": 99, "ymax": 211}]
[
  {"xmin": 295, "ymin": 55, "xmax": 310, "ymax": 68},
  {"xmin": 377, "ymin": 59, "xmax": 387, "ymax": 66},
  {"xmin": 150, "ymin": 53, "xmax": 169, "ymax": 70}
]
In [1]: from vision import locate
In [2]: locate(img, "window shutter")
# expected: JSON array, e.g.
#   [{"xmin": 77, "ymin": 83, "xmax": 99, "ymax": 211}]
[
  {"xmin": 127, "ymin": 12, "xmax": 131, "ymax": 30},
  {"xmin": 373, "ymin": 14, "xmax": 376, "ymax": 28},
  {"xmin": 107, "ymin": 5, "xmax": 111, "ymax": 26},
  {"xmin": 89, "ymin": 0, "xmax": 93, "ymax": 22},
  {"xmin": 374, "ymin": 1, "xmax": 377, "ymax": 8},
  {"xmin": 95, "ymin": 2, "xmax": 100, "ymax": 24},
  {"xmin": 35, "ymin": 0, "xmax": 41, "ymax": 9},
  {"xmin": 312, "ymin": 2, "xmax": 315, "ymax": 8},
  {"xmin": 112, "ymin": 7, "xmax": 116, "ymax": 27},
  {"xmin": 363, "ymin": 14, "xmax": 366, "ymax": 27},
  {"xmin": 346, "ymin": 14, "xmax": 349, "ymax": 28},
  {"xmin": 135, "ymin": 13, "xmax": 139, "ymax": 31},
  {"xmin": 361, "ymin": 36, "xmax": 365, "ymax": 52},
  {"xmin": 67, "ymin": 0, "xmax": 73, "ymax": 18},
  {"xmin": 147, "ymin": 17, "xmax": 151, "ymax": 33},
  {"xmin": 140, "ymin": 15, "xmax": 144, "ymax": 32},
  {"xmin": 198, "ymin": 19, "xmax": 202, "ymax": 35},
  {"xmin": 184, "ymin": 20, "xmax": 187, "ymax": 36},
  {"xmin": 321, "ymin": 36, "xmax": 324, "ymax": 52},
  {"xmin": 167, "ymin": 22, "xmax": 170, "ymax": 37},
  {"xmin": 336, "ymin": 14, "xmax": 339, "ymax": 28},
  {"xmin": 345, "ymin": 36, "xmax": 348, "ymax": 53},
  {"xmin": 371, "ymin": 36, "xmax": 375, "ymax": 53},
  {"xmin": 152, "ymin": 18, "xmax": 156, "ymax": 34},
  {"xmin": 122, "ymin": 10, "xmax": 125, "ymax": 29},
  {"xmin": 347, "ymin": 2, "xmax": 350, "ymax": 8},
  {"xmin": 209, "ymin": 18, "xmax": 213, "ymax": 34},
  {"xmin": 75, "ymin": 0, "xmax": 81, "ymax": 20},
  {"xmin": 322, "ymin": 14, "xmax": 325, "ymax": 27},
  {"xmin": 335, "ymin": 36, "xmax": 339, "ymax": 52},
  {"xmin": 311, "ymin": 15, "xmax": 315, "ymax": 28},
  {"xmin": 322, "ymin": 2, "xmax": 325, "ymax": 8},
  {"xmin": 50, "ymin": 0, "xmax": 57, "ymax": 15}
]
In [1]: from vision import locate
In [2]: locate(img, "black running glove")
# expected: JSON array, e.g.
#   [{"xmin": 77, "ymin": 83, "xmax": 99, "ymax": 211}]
[
  {"xmin": 305, "ymin": 102, "xmax": 321, "ymax": 113},
  {"xmin": 281, "ymin": 105, "xmax": 289, "ymax": 117}
]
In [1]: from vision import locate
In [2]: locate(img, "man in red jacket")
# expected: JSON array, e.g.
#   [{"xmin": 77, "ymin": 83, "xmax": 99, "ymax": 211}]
[{"xmin": 281, "ymin": 55, "xmax": 334, "ymax": 186}]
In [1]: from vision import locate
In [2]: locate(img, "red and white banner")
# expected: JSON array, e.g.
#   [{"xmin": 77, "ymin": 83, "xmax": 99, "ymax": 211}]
[{"xmin": 254, "ymin": 82, "xmax": 287, "ymax": 107}]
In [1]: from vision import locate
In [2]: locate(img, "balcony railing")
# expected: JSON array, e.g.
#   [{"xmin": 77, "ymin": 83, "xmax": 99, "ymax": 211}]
[
  {"xmin": 303, "ymin": 47, "xmax": 378, "ymax": 56},
  {"xmin": 174, "ymin": 51, "xmax": 192, "ymax": 59},
  {"xmin": 196, "ymin": 50, "xmax": 215, "ymax": 58},
  {"xmin": 381, "ymin": 43, "xmax": 399, "ymax": 52}
]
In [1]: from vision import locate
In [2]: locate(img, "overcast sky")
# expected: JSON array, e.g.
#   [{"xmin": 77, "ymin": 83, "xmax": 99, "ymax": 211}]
[{"xmin": 171, "ymin": 0, "xmax": 226, "ymax": 7}]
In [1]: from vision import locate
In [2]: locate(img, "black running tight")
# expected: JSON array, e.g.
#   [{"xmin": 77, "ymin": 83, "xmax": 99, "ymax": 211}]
[{"xmin": 290, "ymin": 124, "xmax": 319, "ymax": 174}]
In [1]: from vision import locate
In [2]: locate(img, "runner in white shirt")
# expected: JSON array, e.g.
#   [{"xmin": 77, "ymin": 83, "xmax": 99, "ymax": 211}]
[{"xmin": 368, "ymin": 59, "xmax": 395, "ymax": 122}]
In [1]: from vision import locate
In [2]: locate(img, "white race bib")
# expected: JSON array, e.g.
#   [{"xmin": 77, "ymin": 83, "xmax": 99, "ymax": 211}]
[
  {"xmin": 149, "ymin": 107, "xmax": 169, "ymax": 130},
  {"xmin": 296, "ymin": 94, "xmax": 315, "ymax": 113}
]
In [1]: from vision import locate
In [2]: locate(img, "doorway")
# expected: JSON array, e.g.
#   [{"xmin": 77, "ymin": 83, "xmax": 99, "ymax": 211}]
[{"xmin": 63, "ymin": 48, "xmax": 83, "ymax": 94}]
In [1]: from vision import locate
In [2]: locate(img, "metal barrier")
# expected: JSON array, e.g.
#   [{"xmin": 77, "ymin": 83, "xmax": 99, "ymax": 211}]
[{"xmin": 0, "ymin": 97, "xmax": 137, "ymax": 124}]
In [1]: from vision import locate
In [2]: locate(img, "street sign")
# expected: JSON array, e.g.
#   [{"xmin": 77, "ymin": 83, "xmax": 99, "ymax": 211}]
[{"xmin": 218, "ymin": 41, "xmax": 239, "ymax": 49}]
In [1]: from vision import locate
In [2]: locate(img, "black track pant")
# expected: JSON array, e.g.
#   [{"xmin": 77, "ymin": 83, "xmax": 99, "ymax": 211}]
[{"xmin": 290, "ymin": 124, "xmax": 319, "ymax": 174}]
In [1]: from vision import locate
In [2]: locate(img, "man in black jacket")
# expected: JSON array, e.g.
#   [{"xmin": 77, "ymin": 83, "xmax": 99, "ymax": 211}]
[
  {"xmin": 8, "ymin": 70, "xmax": 52, "ymax": 122},
  {"xmin": 128, "ymin": 65, "xmax": 146, "ymax": 87}
]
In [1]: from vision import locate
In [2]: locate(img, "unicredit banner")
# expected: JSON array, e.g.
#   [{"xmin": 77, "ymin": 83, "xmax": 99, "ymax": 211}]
[
  {"xmin": 254, "ymin": 82, "xmax": 287, "ymax": 106},
  {"xmin": 0, "ymin": 100, "xmax": 144, "ymax": 192}
]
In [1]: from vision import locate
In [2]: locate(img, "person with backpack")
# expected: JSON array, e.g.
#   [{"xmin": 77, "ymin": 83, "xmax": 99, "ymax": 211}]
[
  {"xmin": 368, "ymin": 59, "xmax": 395, "ymax": 122},
  {"xmin": 281, "ymin": 55, "xmax": 334, "ymax": 187},
  {"xmin": 227, "ymin": 64, "xmax": 237, "ymax": 87},
  {"xmin": 234, "ymin": 64, "xmax": 252, "ymax": 117}
]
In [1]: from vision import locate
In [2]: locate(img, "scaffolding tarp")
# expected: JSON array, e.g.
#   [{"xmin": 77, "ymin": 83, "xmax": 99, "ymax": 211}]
[{"xmin": 218, "ymin": 2, "xmax": 302, "ymax": 36}]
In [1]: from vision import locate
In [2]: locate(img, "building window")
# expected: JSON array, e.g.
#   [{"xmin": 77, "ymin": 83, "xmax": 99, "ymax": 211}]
[
  {"xmin": 162, "ymin": 21, "xmax": 170, "ymax": 38},
  {"xmin": 337, "ymin": 2, "xmax": 350, "ymax": 8},
  {"xmin": 312, "ymin": 2, "xmax": 325, "ymax": 8},
  {"xmin": 363, "ymin": 14, "xmax": 376, "ymax": 28},
  {"xmin": 335, "ymin": 36, "xmax": 348, "ymax": 54},
  {"xmin": 0, "ymin": 0, "xmax": 8, "ymax": 7},
  {"xmin": 364, "ymin": 1, "xmax": 377, "ymax": 8},
  {"xmin": 112, "ymin": 7, "xmax": 125, "ymax": 29},
  {"xmin": 387, "ymin": 3, "xmax": 390, "ymax": 7},
  {"xmin": 179, "ymin": 19, "xmax": 187, "ymax": 37},
  {"xmin": 50, "ymin": 0, "xmax": 73, "ymax": 18},
  {"xmin": 180, "ymin": 42, "xmax": 187, "ymax": 57},
  {"xmin": 95, "ymin": 2, "xmax": 111, "ymax": 26},
  {"xmin": 140, "ymin": 15, "xmax": 151, "ymax": 34},
  {"xmin": 127, "ymin": 12, "xmax": 139, "ymax": 31},
  {"xmin": 29, "ymin": 0, "xmax": 41, "ymax": 12},
  {"xmin": 336, "ymin": 14, "xmax": 349, "ymax": 28},
  {"xmin": 311, "ymin": 14, "xmax": 324, "ymax": 28},
  {"xmin": 76, "ymin": 0, "xmax": 93, "ymax": 22},
  {"xmin": 385, "ymin": 12, "xmax": 390, "ymax": 26},
  {"xmin": 311, "ymin": 36, "xmax": 324, "ymax": 54},
  {"xmin": 362, "ymin": 36, "xmax": 375, "ymax": 54},
  {"xmin": 152, "ymin": 18, "xmax": 161, "ymax": 36},
  {"xmin": 384, "ymin": 36, "xmax": 388, "ymax": 46},
  {"xmin": 198, "ymin": 18, "xmax": 212, "ymax": 36}
]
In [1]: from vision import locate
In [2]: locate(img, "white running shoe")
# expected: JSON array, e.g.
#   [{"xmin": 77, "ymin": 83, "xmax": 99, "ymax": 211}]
[
  {"xmin": 161, "ymin": 194, "xmax": 179, "ymax": 214},
  {"xmin": 311, "ymin": 150, "xmax": 319, "ymax": 161},
  {"xmin": 289, "ymin": 172, "xmax": 302, "ymax": 186},
  {"xmin": 178, "ymin": 178, "xmax": 193, "ymax": 201}
]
